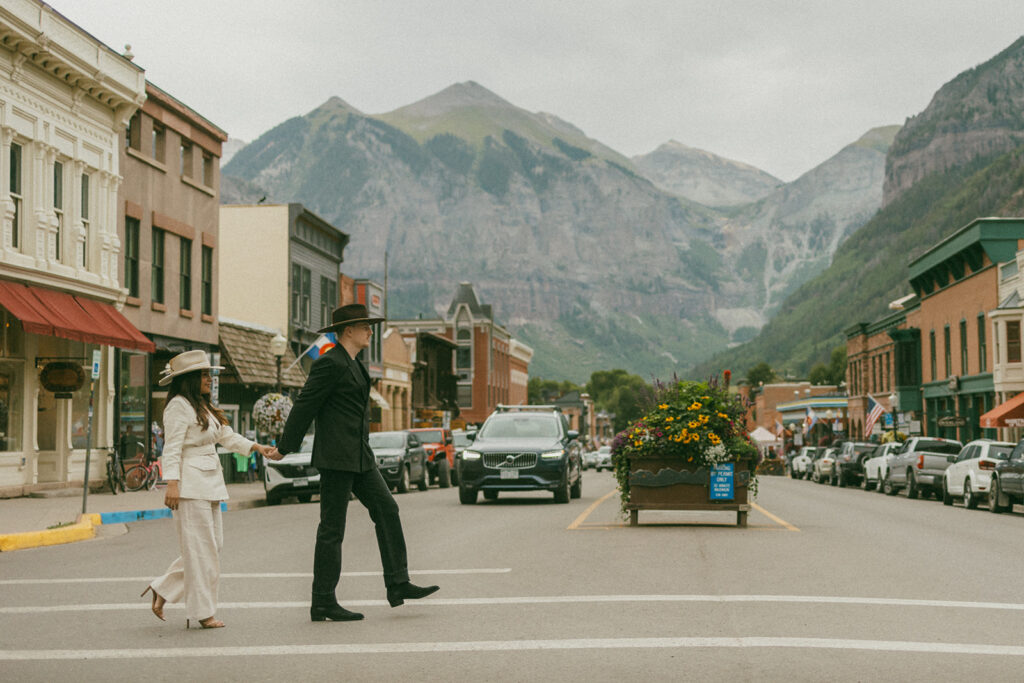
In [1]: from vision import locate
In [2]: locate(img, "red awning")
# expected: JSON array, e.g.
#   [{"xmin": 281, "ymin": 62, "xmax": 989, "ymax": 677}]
[
  {"xmin": 980, "ymin": 391, "xmax": 1024, "ymax": 429},
  {"xmin": 0, "ymin": 281, "xmax": 155, "ymax": 353}
]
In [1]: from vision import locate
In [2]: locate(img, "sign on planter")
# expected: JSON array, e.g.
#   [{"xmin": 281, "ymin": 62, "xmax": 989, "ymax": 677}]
[{"xmin": 710, "ymin": 463, "xmax": 734, "ymax": 500}]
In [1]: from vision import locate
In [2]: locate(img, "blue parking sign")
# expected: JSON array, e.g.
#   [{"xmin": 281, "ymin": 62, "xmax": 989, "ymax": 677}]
[{"xmin": 710, "ymin": 463, "xmax": 734, "ymax": 500}]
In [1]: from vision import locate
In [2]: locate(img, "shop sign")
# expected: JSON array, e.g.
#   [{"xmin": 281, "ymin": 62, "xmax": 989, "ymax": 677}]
[{"xmin": 40, "ymin": 362, "xmax": 86, "ymax": 398}]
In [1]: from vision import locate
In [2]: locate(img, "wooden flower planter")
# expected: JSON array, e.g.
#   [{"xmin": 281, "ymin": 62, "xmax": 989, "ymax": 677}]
[{"xmin": 625, "ymin": 456, "xmax": 751, "ymax": 527}]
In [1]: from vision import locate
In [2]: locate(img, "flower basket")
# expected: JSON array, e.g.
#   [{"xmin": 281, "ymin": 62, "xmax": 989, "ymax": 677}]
[
  {"xmin": 611, "ymin": 373, "xmax": 758, "ymax": 527},
  {"xmin": 253, "ymin": 392, "xmax": 293, "ymax": 438}
]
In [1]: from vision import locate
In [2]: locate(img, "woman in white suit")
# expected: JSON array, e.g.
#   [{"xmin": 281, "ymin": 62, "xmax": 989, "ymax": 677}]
[{"xmin": 141, "ymin": 350, "xmax": 277, "ymax": 629}]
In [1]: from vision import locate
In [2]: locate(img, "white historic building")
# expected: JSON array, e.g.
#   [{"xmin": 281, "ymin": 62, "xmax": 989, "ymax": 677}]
[{"xmin": 0, "ymin": 1, "xmax": 148, "ymax": 492}]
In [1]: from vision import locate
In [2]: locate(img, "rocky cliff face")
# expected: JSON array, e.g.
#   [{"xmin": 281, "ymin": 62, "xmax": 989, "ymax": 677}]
[
  {"xmin": 632, "ymin": 141, "xmax": 782, "ymax": 207},
  {"xmin": 222, "ymin": 83, "xmax": 891, "ymax": 380},
  {"xmin": 883, "ymin": 36, "xmax": 1024, "ymax": 206}
]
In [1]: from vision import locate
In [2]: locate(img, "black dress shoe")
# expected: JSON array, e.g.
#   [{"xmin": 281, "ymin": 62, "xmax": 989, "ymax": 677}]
[
  {"xmin": 310, "ymin": 604, "xmax": 364, "ymax": 622},
  {"xmin": 387, "ymin": 582, "xmax": 440, "ymax": 607}
]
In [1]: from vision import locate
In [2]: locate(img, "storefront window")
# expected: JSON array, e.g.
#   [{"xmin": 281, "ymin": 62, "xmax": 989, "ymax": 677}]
[
  {"xmin": 70, "ymin": 354, "xmax": 93, "ymax": 449},
  {"xmin": 118, "ymin": 351, "xmax": 149, "ymax": 461},
  {"xmin": 0, "ymin": 362, "xmax": 22, "ymax": 452}
]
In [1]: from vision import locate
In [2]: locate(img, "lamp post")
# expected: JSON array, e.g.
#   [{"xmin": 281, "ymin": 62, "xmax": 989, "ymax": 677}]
[
  {"xmin": 888, "ymin": 392, "xmax": 899, "ymax": 442},
  {"xmin": 270, "ymin": 333, "xmax": 287, "ymax": 394}
]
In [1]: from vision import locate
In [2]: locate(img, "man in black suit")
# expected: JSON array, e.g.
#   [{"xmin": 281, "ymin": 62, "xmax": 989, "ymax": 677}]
[{"xmin": 275, "ymin": 304, "xmax": 439, "ymax": 622}]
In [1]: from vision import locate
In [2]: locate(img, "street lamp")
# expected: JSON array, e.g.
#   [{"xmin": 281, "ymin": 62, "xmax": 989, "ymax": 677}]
[
  {"xmin": 270, "ymin": 333, "xmax": 288, "ymax": 393},
  {"xmin": 888, "ymin": 392, "xmax": 899, "ymax": 442}
]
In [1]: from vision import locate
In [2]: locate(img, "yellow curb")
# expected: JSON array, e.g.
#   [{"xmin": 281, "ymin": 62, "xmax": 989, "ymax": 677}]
[{"xmin": 0, "ymin": 513, "xmax": 97, "ymax": 552}]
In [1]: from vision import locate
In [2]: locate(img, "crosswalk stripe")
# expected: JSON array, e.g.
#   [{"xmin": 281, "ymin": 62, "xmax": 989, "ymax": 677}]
[{"xmin": 0, "ymin": 568, "xmax": 511, "ymax": 585}]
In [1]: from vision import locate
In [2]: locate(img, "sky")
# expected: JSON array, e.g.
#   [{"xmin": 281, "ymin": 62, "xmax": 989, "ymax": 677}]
[{"xmin": 57, "ymin": 1, "xmax": 1023, "ymax": 181}]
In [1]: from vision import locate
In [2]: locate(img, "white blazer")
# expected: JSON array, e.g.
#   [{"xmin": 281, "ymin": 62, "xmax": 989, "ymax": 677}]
[{"xmin": 160, "ymin": 395, "xmax": 255, "ymax": 501}]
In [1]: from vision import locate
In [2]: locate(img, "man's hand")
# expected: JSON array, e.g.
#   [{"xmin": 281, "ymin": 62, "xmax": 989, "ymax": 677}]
[{"xmin": 264, "ymin": 446, "xmax": 284, "ymax": 461}]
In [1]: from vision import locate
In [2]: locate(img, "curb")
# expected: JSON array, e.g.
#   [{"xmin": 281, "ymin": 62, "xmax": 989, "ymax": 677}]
[{"xmin": 0, "ymin": 497, "xmax": 266, "ymax": 552}]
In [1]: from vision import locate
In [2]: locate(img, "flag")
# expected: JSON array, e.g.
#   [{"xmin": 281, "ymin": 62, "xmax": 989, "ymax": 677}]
[
  {"xmin": 803, "ymin": 406, "xmax": 818, "ymax": 435},
  {"xmin": 864, "ymin": 394, "xmax": 885, "ymax": 436},
  {"xmin": 774, "ymin": 418, "xmax": 784, "ymax": 438},
  {"xmin": 305, "ymin": 333, "xmax": 337, "ymax": 360}
]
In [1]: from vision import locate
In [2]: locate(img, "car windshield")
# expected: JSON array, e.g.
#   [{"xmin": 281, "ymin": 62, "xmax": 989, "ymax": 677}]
[
  {"xmin": 917, "ymin": 439, "xmax": 962, "ymax": 455},
  {"xmin": 453, "ymin": 433, "xmax": 473, "ymax": 447},
  {"xmin": 598, "ymin": 446, "xmax": 612, "ymax": 455},
  {"xmin": 369, "ymin": 432, "xmax": 406, "ymax": 449},
  {"xmin": 480, "ymin": 415, "xmax": 561, "ymax": 439},
  {"xmin": 414, "ymin": 430, "xmax": 444, "ymax": 443},
  {"xmin": 989, "ymin": 445, "xmax": 1013, "ymax": 460},
  {"xmin": 854, "ymin": 444, "xmax": 874, "ymax": 454},
  {"xmin": 298, "ymin": 434, "xmax": 316, "ymax": 453}
]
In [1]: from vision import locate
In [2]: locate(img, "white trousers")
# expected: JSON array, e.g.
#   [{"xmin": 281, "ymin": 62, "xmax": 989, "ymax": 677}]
[{"xmin": 150, "ymin": 499, "xmax": 223, "ymax": 621}]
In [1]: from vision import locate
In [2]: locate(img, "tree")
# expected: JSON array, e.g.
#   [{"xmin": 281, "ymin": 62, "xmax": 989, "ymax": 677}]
[
  {"xmin": 827, "ymin": 346, "xmax": 847, "ymax": 386},
  {"xmin": 808, "ymin": 363, "xmax": 830, "ymax": 385},
  {"xmin": 585, "ymin": 369, "xmax": 650, "ymax": 432},
  {"xmin": 746, "ymin": 362, "xmax": 776, "ymax": 387},
  {"xmin": 527, "ymin": 377, "xmax": 582, "ymax": 405}
]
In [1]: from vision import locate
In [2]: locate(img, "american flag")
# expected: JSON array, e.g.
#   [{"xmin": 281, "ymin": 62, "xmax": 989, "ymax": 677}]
[{"xmin": 864, "ymin": 395, "xmax": 885, "ymax": 436}]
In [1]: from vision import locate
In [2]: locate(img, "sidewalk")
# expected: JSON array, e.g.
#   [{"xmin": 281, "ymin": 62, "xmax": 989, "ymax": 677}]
[{"xmin": 0, "ymin": 480, "xmax": 268, "ymax": 551}]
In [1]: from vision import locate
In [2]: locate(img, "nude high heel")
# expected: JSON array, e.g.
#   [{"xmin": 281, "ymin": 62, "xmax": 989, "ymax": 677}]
[
  {"xmin": 186, "ymin": 616, "xmax": 225, "ymax": 629},
  {"xmin": 141, "ymin": 586, "xmax": 165, "ymax": 621}
]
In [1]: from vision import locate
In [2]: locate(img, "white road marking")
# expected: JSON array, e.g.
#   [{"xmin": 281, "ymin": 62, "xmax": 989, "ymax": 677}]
[
  {"xmin": 5, "ymin": 593, "xmax": 1024, "ymax": 614},
  {"xmin": 0, "ymin": 568, "xmax": 511, "ymax": 585},
  {"xmin": 4, "ymin": 637, "xmax": 1024, "ymax": 660}
]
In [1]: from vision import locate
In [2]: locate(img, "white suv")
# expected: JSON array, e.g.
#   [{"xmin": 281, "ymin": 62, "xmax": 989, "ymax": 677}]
[{"xmin": 942, "ymin": 439, "xmax": 1015, "ymax": 509}]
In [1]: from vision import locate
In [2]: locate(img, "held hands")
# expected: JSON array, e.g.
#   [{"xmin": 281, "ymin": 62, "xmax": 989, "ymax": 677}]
[{"xmin": 254, "ymin": 443, "xmax": 283, "ymax": 461}]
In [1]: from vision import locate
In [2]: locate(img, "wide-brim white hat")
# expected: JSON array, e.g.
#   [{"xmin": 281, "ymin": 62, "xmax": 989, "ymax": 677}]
[{"xmin": 158, "ymin": 350, "xmax": 223, "ymax": 386}]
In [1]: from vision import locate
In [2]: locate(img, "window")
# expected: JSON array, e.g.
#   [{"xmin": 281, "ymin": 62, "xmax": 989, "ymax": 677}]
[
  {"xmin": 291, "ymin": 264, "xmax": 311, "ymax": 325},
  {"xmin": 152, "ymin": 124, "xmax": 165, "ymax": 162},
  {"xmin": 179, "ymin": 237, "xmax": 192, "ymax": 310},
  {"xmin": 53, "ymin": 161, "xmax": 63, "ymax": 260},
  {"xmin": 202, "ymin": 152, "xmax": 213, "ymax": 186},
  {"xmin": 180, "ymin": 140, "xmax": 193, "ymax": 178},
  {"xmin": 80, "ymin": 173, "xmax": 90, "ymax": 268},
  {"xmin": 151, "ymin": 229, "xmax": 165, "ymax": 304},
  {"xmin": 201, "ymin": 245, "xmax": 213, "ymax": 316},
  {"xmin": 1008, "ymin": 320, "xmax": 1021, "ymax": 363},
  {"xmin": 944, "ymin": 325, "xmax": 952, "ymax": 376},
  {"xmin": 960, "ymin": 320, "xmax": 968, "ymax": 375},
  {"xmin": 0, "ymin": 362, "xmax": 23, "ymax": 452},
  {"xmin": 124, "ymin": 217, "xmax": 140, "ymax": 297},
  {"xmin": 126, "ymin": 113, "xmax": 141, "ymax": 150},
  {"xmin": 929, "ymin": 330, "xmax": 937, "ymax": 380},
  {"xmin": 9, "ymin": 143, "xmax": 21, "ymax": 249},
  {"xmin": 320, "ymin": 276, "xmax": 337, "ymax": 327},
  {"xmin": 978, "ymin": 314, "xmax": 987, "ymax": 372}
]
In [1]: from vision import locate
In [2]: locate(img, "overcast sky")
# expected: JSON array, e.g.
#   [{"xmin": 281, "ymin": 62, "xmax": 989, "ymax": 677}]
[{"xmin": 58, "ymin": 1, "xmax": 1022, "ymax": 181}]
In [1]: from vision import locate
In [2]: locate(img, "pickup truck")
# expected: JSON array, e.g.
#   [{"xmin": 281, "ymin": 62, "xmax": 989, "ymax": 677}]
[
  {"xmin": 988, "ymin": 437, "xmax": 1024, "ymax": 512},
  {"xmin": 883, "ymin": 436, "xmax": 963, "ymax": 499},
  {"xmin": 834, "ymin": 441, "xmax": 876, "ymax": 487},
  {"xmin": 861, "ymin": 441, "xmax": 901, "ymax": 491}
]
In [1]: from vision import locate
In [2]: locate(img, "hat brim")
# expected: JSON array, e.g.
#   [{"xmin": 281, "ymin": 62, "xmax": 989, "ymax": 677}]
[
  {"xmin": 158, "ymin": 364, "xmax": 225, "ymax": 386},
  {"xmin": 316, "ymin": 317, "xmax": 385, "ymax": 334}
]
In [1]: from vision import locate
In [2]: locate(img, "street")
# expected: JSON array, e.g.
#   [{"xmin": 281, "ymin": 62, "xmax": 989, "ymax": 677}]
[{"xmin": 3, "ymin": 471, "xmax": 1024, "ymax": 681}]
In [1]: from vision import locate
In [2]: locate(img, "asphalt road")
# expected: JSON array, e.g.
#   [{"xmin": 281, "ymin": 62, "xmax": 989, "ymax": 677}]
[{"xmin": 3, "ymin": 470, "xmax": 1024, "ymax": 682}]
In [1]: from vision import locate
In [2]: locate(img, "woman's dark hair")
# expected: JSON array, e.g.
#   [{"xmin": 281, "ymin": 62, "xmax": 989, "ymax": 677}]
[{"xmin": 166, "ymin": 370, "xmax": 228, "ymax": 430}]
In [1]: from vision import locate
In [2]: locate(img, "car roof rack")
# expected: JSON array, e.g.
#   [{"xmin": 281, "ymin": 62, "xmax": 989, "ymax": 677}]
[{"xmin": 495, "ymin": 404, "xmax": 561, "ymax": 413}]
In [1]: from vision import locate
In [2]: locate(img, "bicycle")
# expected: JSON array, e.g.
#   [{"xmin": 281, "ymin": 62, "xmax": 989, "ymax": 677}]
[
  {"xmin": 124, "ymin": 451, "xmax": 162, "ymax": 492},
  {"xmin": 101, "ymin": 447, "xmax": 125, "ymax": 495}
]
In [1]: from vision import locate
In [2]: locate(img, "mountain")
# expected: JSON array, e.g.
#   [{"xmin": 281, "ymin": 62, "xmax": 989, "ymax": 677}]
[
  {"xmin": 222, "ymin": 82, "xmax": 890, "ymax": 381},
  {"xmin": 220, "ymin": 138, "xmax": 248, "ymax": 166},
  {"xmin": 632, "ymin": 141, "xmax": 782, "ymax": 207},
  {"xmin": 699, "ymin": 36, "xmax": 1024, "ymax": 380},
  {"xmin": 884, "ymin": 36, "xmax": 1024, "ymax": 206}
]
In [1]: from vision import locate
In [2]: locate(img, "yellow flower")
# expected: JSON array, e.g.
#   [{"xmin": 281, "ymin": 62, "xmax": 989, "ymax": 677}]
[
  {"xmin": 658, "ymin": 403, "xmax": 669, "ymax": 410},
  {"xmin": 717, "ymin": 412, "xmax": 729, "ymax": 419},
  {"xmin": 688, "ymin": 421, "xmax": 699, "ymax": 429},
  {"xmin": 665, "ymin": 416, "xmax": 674, "ymax": 422},
  {"xmin": 692, "ymin": 433, "xmax": 700, "ymax": 441},
  {"xmin": 699, "ymin": 414, "xmax": 709, "ymax": 424},
  {"xmin": 688, "ymin": 401, "xmax": 702, "ymax": 410},
  {"xmin": 709, "ymin": 433, "xmax": 721, "ymax": 445}
]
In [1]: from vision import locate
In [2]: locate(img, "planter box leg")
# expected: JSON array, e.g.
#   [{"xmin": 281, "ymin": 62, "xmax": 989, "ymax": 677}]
[
  {"xmin": 737, "ymin": 510, "xmax": 747, "ymax": 528},
  {"xmin": 630, "ymin": 509, "xmax": 638, "ymax": 526}
]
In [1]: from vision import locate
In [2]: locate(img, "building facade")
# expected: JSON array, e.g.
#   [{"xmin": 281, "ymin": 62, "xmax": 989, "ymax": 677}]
[
  {"xmin": 0, "ymin": 2, "xmax": 152, "ymax": 492},
  {"xmin": 119, "ymin": 81, "xmax": 227, "ymax": 452}
]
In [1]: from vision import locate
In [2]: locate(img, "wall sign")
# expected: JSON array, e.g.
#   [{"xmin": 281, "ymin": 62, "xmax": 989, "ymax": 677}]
[{"xmin": 710, "ymin": 463, "xmax": 735, "ymax": 501}]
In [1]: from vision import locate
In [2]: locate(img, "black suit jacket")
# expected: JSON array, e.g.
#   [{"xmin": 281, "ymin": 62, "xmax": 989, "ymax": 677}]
[{"xmin": 277, "ymin": 344, "xmax": 375, "ymax": 472}]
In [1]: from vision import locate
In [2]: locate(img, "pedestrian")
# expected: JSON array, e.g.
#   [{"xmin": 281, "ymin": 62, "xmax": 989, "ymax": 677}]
[
  {"xmin": 273, "ymin": 303, "xmax": 438, "ymax": 622},
  {"xmin": 141, "ymin": 350, "xmax": 277, "ymax": 629}
]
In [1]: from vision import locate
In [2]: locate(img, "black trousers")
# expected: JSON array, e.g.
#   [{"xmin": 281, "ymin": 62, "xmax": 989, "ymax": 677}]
[{"xmin": 312, "ymin": 467, "xmax": 410, "ymax": 604}]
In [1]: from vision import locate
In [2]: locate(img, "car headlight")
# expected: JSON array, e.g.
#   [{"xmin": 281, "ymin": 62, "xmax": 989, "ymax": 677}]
[
  {"xmin": 462, "ymin": 450, "xmax": 482, "ymax": 461},
  {"xmin": 541, "ymin": 449, "xmax": 564, "ymax": 460}
]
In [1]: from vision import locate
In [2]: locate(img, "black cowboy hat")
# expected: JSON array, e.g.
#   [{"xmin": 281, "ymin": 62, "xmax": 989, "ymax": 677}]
[{"xmin": 317, "ymin": 303, "xmax": 385, "ymax": 334}]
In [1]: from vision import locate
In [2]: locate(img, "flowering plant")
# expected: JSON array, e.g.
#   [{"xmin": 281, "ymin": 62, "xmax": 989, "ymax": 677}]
[
  {"xmin": 253, "ymin": 392, "xmax": 293, "ymax": 437},
  {"xmin": 611, "ymin": 374, "xmax": 758, "ymax": 510}
]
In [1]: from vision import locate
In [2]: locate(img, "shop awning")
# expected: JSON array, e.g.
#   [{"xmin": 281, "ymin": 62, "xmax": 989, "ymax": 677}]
[
  {"xmin": 0, "ymin": 280, "xmax": 155, "ymax": 352},
  {"xmin": 980, "ymin": 391, "xmax": 1024, "ymax": 429},
  {"xmin": 369, "ymin": 387, "xmax": 391, "ymax": 410}
]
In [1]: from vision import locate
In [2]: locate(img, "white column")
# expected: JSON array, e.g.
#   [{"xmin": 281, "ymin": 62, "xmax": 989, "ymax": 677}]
[
  {"xmin": 0, "ymin": 127, "xmax": 14, "ymax": 252},
  {"xmin": 72, "ymin": 160, "xmax": 87, "ymax": 275}
]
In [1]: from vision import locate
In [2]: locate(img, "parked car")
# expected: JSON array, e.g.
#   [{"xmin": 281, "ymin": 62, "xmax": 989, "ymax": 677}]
[
  {"xmin": 407, "ymin": 427, "xmax": 457, "ymax": 487},
  {"xmin": 943, "ymin": 439, "xmax": 1015, "ymax": 508},
  {"xmin": 862, "ymin": 442, "xmax": 901, "ymax": 491},
  {"xmin": 834, "ymin": 441, "xmax": 876, "ymax": 487},
  {"xmin": 457, "ymin": 405, "xmax": 583, "ymax": 504},
  {"xmin": 452, "ymin": 429, "xmax": 476, "ymax": 474},
  {"xmin": 988, "ymin": 438, "xmax": 1024, "ymax": 513},
  {"xmin": 594, "ymin": 445, "xmax": 613, "ymax": 472},
  {"xmin": 812, "ymin": 447, "xmax": 837, "ymax": 484},
  {"xmin": 582, "ymin": 450, "xmax": 600, "ymax": 470},
  {"xmin": 884, "ymin": 436, "xmax": 963, "ymax": 499},
  {"xmin": 790, "ymin": 447, "xmax": 817, "ymax": 479},
  {"xmin": 369, "ymin": 430, "xmax": 430, "ymax": 494},
  {"xmin": 264, "ymin": 433, "xmax": 319, "ymax": 506}
]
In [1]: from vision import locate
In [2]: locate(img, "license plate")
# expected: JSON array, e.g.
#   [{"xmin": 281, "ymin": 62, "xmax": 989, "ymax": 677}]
[
  {"xmin": 500, "ymin": 469, "xmax": 519, "ymax": 480},
  {"xmin": 293, "ymin": 478, "xmax": 308, "ymax": 487}
]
